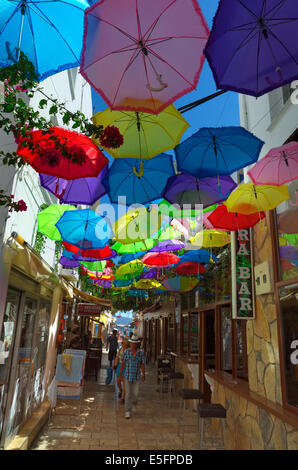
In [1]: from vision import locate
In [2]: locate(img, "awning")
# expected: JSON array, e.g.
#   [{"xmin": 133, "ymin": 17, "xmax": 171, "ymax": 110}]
[{"xmin": 72, "ymin": 286, "xmax": 112, "ymax": 308}]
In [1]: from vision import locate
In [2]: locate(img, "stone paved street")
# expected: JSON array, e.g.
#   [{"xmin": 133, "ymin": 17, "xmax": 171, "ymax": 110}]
[{"xmin": 31, "ymin": 351, "xmax": 199, "ymax": 450}]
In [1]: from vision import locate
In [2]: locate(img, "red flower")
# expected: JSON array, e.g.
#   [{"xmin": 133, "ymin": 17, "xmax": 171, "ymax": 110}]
[
  {"xmin": 99, "ymin": 126, "xmax": 123, "ymax": 149},
  {"xmin": 16, "ymin": 200, "xmax": 27, "ymax": 211}
]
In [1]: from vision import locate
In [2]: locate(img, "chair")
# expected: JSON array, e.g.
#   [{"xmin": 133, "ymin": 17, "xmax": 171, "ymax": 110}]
[
  {"xmin": 167, "ymin": 370, "xmax": 185, "ymax": 406},
  {"xmin": 197, "ymin": 403, "xmax": 227, "ymax": 449},
  {"xmin": 177, "ymin": 389, "xmax": 204, "ymax": 444},
  {"xmin": 157, "ymin": 356, "xmax": 173, "ymax": 394}
]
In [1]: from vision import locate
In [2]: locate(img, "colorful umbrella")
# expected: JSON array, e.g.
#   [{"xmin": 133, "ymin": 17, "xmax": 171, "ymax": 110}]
[
  {"xmin": 0, "ymin": 0, "xmax": 89, "ymax": 81},
  {"xmin": 37, "ymin": 204, "xmax": 75, "ymax": 241},
  {"xmin": 80, "ymin": 260, "xmax": 107, "ymax": 271},
  {"xmin": 191, "ymin": 229, "xmax": 231, "ymax": 248},
  {"xmin": 204, "ymin": 0, "xmax": 298, "ymax": 98},
  {"xmin": 117, "ymin": 252, "xmax": 145, "ymax": 264},
  {"xmin": 175, "ymin": 127, "xmax": 264, "ymax": 179},
  {"xmin": 111, "ymin": 239, "xmax": 157, "ymax": 254},
  {"xmin": 62, "ymin": 249, "xmax": 99, "ymax": 263},
  {"xmin": 175, "ymin": 262, "xmax": 205, "ymax": 276},
  {"xmin": 140, "ymin": 268, "xmax": 163, "ymax": 279},
  {"xmin": 158, "ymin": 199, "xmax": 202, "ymax": 219},
  {"xmin": 208, "ymin": 204, "xmax": 266, "ymax": 231},
  {"xmin": 104, "ymin": 154, "xmax": 175, "ymax": 205},
  {"xmin": 17, "ymin": 127, "xmax": 108, "ymax": 180},
  {"xmin": 56, "ymin": 208, "xmax": 112, "ymax": 249},
  {"xmin": 225, "ymin": 183, "xmax": 289, "ymax": 215},
  {"xmin": 142, "ymin": 252, "xmax": 180, "ymax": 268},
  {"xmin": 39, "ymin": 166, "xmax": 108, "ymax": 205},
  {"xmin": 149, "ymin": 239, "xmax": 185, "ymax": 252},
  {"xmin": 92, "ymin": 105, "xmax": 189, "ymax": 159},
  {"xmin": 127, "ymin": 289, "xmax": 148, "ymax": 298},
  {"xmin": 90, "ymin": 279, "xmax": 112, "ymax": 288},
  {"xmin": 163, "ymin": 173, "xmax": 237, "ymax": 207},
  {"xmin": 248, "ymin": 142, "xmax": 298, "ymax": 186},
  {"xmin": 113, "ymin": 279, "xmax": 133, "ymax": 288},
  {"xmin": 178, "ymin": 249, "xmax": 218, "ymax": 264},
  {"xmin": 161, "ymin": 276, "xmax": 199, "ymax": 292},
  {"xmin": 116, "ymin": 260, "xmax": 144, "ymax": 281},
  {"xmin": 134, "ymin": 279, "xmax": 162, "ymax": 290},
  {"xmin": 59, "ymin": 256, "xmax": 81, "ymax": 268},
  {"xmin": 79, "ymin": 246, "xmax": 117, "ymax": 260},
  {"xmin": 157, "ymin": 224, "xmax": 185, "ymax": 242},
  {"xmin": 81, "ymin": 0, "xmax": 209, "ymax": 114},
  {"xmin": 113, "ymin": 207, "xmax": 161, "ymax": 244},
  {"xmin": 280, "ymin": 245, "xmax": 298, "ymax": 261}
]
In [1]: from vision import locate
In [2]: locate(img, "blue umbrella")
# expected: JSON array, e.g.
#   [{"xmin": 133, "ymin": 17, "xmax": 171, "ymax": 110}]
[
  {"xmin": 62, "ymin": 249, "xmax": 101, "ymax": 263},
  {"xmin": 178, "ymin": 249, "xmax": 218, "ymax": 264},
  {"xmin": 56, "ymin": 209, "xmax": 112, "ymax": 250},
  {"xmin": 104, "ymin": 154, "xmax": 175, "ymax": 205},
  {"xmin": 118, "ymin": 252, "xmax": 145, "ymax": 265},
  {"xmin": 175, "ymin": 127, "xmax": 264, "ymax": 180},
  {"xmin": 127, "ymin": 290, "xmax": 148, "ymax": 298},
  {"xmin": 113, "ymin": 279, "xmax": 133, "ymax": 288},
  {"xmin": 0, "ymin": 0, "xmax": 89, "ymax": 81}
]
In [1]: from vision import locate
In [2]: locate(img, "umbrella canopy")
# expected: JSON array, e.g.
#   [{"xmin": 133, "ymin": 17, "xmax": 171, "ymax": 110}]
[
  {"xmin": 158, "ymin": 199, "xmax": 202, "ymax": 218},
  {"xmin": 163, "ymin": 173, "xmax": 237, "ymax": 207},
  {"xmin": 81, "ymin": 0, "xmax": 209, "ymax": 115},
  {"xmin": 0, "ymin": 0, "xmax": 89, "ymax": 81},
  {"xmin": 117, "ymin": 252, "xmax": 145, "ymax": 264},
  {"xmin": 191, "ymin": 229, "xmax": 231, "ymax": 248},
  {"xmin": 39, "ymin": 166, "xmax": 108, "ymax": 205},
  {"xmin": 116, "ymin": 260, "xmax": 144, "ymax": 281},
  {"xmin": 127, "ymin": 289, "xmax": 148, "ymax": 298},
  {"xmin": 248, "ymin": 142, "xmax": 298, "ymax": 186},
  {"xmin": 204, "ymin": 0, "xmax": 298, "ymax": 98},
  {"xmin": 225, "ymin": 183, "xmax": 289, "ymax": 215},
  {"xmin": 175, "ymin": 127, "xmax": 264, "ymax": 178},
  {"xmin": 80, "ymin": 260, "xmax": 107, "ymax": 271},
  {"xmin": 56, "ymin": 208, "xmax": 112, "ymax": 249},
  {"xmin": 59, "ymin": 256, "xmax": 81, "ymax": 268},
  {"xmin": 178, "ymin": 249, "xmax": 218, "ymax": 264},
  {"xmin": 37, "ymin": 204, "xmax": 75, "ymax": 241},
  {"xmin": 17, "ymin": 127, "xmax": 108, "ymax": 180},
  {"xmin": 175, "ymin": 262, "xmax": 205, "ymax": 276},
  {"xmin": 90, "ymin": 279, "xmax": 112, "ymax": 288},
  {"xmin": 162, "ymin": 276, "xmax": 199, "ymax": 292},
  {"xmin": 79, "ymin": 246, "xmax": 116, "ymax": 260},
  {"xmin": 140, "ymin": 268, "xmax": 163, "ymax": 279},
  {"xmin": 62, "ymin": 249, "xmax": 99, "ymax": 263},
  {"xmin": 157, "ymin": 224, "xmax": 185, "ymax": 242},
  {"xmin": 208, "ymin": 204, "xmax": 266, "ymax": 231},
  {"xmin": 149, "ymin": 239, "xmax": 185, "ymax": 252},
  {"xmin": 280, "ymin": 245, "xmax": 298, "ymax": 261},
  {"xmin": 134, "ymin": 279, "xmax": 162, "ymax": 290},
  {"xmin": 113, "ymin": 207, "xmax": 161, "ymax": 244},
  {"xmin": 142, "ymin": 252, "xmax": 180, "ymax": 267},
  {"xmin": 111, "ymin": 239, "xmax": 157, "ymax": 254},
  {"xmin": 105, "ymin": 154, "xmax": 175, "ymax": 205},
  {"xmin": 113, "ymin": 279, "xmax": 133, "ymax": 288},
  {"xmin": 92, "ymin": 106, "xmax": 189, "ymax": 159}
]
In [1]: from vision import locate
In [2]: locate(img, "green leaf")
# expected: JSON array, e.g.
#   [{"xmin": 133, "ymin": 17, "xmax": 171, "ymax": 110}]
[
  {"xmin": 49, "ymin": 105, "xmax": 58, "ymax": 115},
  {"xmin": 39, "ymin": 99, "xmax": 47, "ymax": 109}
]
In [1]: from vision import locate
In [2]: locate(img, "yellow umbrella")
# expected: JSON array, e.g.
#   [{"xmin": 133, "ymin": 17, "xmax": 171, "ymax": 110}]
[
  {"xmin": 91, "ymin": 105, "xmax": 189, "ymax": 160},
  {"xmin": 134, "ymin": 279, "xmax": 163, "ymax": 290},
  {"xmin": 225, "ymin": 183, "xmax": 289, "ymax": 215},
  {"xmin": 113, "ymin": 207, "xmax": 162, "ymax": 244},
  {"xmin": 191, "ymin": 229, "xmax": 231, "ymax": 248}
]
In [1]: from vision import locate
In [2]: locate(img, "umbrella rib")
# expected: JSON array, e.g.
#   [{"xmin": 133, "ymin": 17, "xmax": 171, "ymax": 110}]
[
  {"xmin": 145, "ymin": 45, "xmax": 195, "ymax": 88},
  {"xmin": 31, "ymin": 3, "xmax": 80, "ymax": 61},
  {"xmin": 143, "ymin": 0, "xmax": 177, "ymax": 42},
  {"xmin": 111, "ymin": 47, "xmax": 143, "ymax": 106},
  {"xmin": 24, "ymin": 7, "xmax": 39, "ymax": 73},
  {"xmin": 266, "ymin": 0, "xmax": 288, "ymax": 19},
  {"xmin": 266, "ymin": 27, "xmax": 298, "ymax": 65},
  {"xmin": 91, "ymin": 16, "xmax": 138, "ymax": 44},
  {"xmin": 235, "ymin": 0, "xmax": 258, "ymax": 19}
]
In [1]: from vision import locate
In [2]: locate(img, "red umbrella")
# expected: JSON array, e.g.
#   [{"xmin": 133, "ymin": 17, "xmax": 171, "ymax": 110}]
[
  {"xmin": 175, "ymin": 262, "xmax": 205, "ymax": 276},
  {"xmin": 80, "ymin": 246, "xmax": 116, "ymax": 260},
  {"xmin": 142, "ymin": 252, "xmax": 180, "ymax": 267},
  {"xmin": 207, "ymin": 204, "xmax": 265, "ymax": 231},
  {"xmin": 17, "ymin": 127, "xmax": 108, "ymax": 179},
  {"xmin": 62, "ymin": 241, "xmax": 80, "ymax": 254}
]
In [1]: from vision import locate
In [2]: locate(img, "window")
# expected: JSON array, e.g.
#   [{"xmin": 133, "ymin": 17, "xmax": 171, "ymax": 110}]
[
  {"xmin": 278, "ymin": 283, "xmax": 298, "ymax": 409},
  {"xmin": 182, "ymin": 314, "xmax": 188, "ymax": 354},
  {"xmin": 190, "ymin": 313, "xmax": 199, "ymax": 355},
  {"xmin": 276, "ymin": 197, "xmax": 298, "ymax": 282},
  {"xmin": 167, "ymin": 315, "xmax": 174, "ymax": 353}
]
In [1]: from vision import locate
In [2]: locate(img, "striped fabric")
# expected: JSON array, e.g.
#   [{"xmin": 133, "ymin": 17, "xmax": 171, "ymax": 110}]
[{"xmin": 123, "ymin": 349, "xmax": 145, "ymax": 383}]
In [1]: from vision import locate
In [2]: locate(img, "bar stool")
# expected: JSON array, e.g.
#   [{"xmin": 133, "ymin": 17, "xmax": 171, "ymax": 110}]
[
  {"xmin": 168, "ymin": 371, "xmax": 185, "ymax": 406},
  {"xmin": 197, "ymin": 403, "xmax": 227, "ymax": 450},
  {"xmin": 159, "ymin": 367, "xmax": 173, "ymax": 396},
  {"xmin": 177, "ymin": 389, "xmax": 204, "ymax": 444}
]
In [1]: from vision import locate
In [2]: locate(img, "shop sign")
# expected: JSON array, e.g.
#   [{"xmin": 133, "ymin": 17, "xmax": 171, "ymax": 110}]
[
  {"xmin": 231, "ymin": 229, "xmax": 255, "ymax": 319},
  {"xmin": 77, "ymin": 303, "xmax": 102, "ymax": 317}
]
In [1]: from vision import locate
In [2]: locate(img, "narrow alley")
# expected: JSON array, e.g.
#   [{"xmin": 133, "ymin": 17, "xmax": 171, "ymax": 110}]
[{"xmin": 31, "ymin": 351, "xmax": 198, "ymax": 451}]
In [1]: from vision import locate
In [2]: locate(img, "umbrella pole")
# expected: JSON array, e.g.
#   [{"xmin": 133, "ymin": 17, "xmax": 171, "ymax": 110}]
[{"xmin": 16, "ymin": 1, "xmax": 26, "ymax": 62}]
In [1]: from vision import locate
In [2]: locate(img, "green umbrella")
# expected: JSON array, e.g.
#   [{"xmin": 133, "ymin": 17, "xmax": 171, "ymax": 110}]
[
  {"xmin": 116, "ymin": 260, "xmax": 144, "ymax": 281},
  {"xmin": 111, "ymin": 239, "xmax": 157, "ymax": 254},
  {"xmin": 37, "ymin": 204, "xmax": 76, "ymax": 241},
  {"xmin": 80, "ymin": 260, "xmax": 107, "ymax": 271},
  {"xmin": 158, "ymin": 199, "xmax": 203, "ymax": 218}
]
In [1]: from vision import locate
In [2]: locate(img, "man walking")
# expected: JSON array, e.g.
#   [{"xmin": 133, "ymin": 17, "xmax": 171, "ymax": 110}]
[
  {"xmin": 107, "ymin": 329, "xmax": 118, "ymax": 367},
  {"xmin": 120, "ymin": 334, "xmax": 145, "ymax": 419}
]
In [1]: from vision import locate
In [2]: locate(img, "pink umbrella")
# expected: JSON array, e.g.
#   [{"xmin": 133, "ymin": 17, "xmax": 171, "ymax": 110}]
[
  {"xmin": 81, "ymin": 0, "xmax": 209, "ymax": 114},
  {"xmin": 248, "ymin": 142, "xmax": 298, "ymax": 186}
]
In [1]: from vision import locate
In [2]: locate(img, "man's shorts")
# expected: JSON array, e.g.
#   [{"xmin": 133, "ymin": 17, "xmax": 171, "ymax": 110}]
[{"xmin": 108, "ymin": 350, "xmax": 117, "ymax": 362}]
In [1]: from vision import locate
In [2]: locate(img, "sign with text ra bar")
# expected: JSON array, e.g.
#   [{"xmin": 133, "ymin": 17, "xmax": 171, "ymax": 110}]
[
  {"xmin": 231, "ymin": 229, "xmax": 255, "ymax": 319},
  {"xmin": 77, "ymin": 303, "xmax": 102, "ymax": 317}
]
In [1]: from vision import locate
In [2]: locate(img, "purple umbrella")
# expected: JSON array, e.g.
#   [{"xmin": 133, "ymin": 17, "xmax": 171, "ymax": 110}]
[
  {"xmin": 163, "ymin": 174, "xmax": 237, "ymax": 208},
  {"xmin": 204, "ymin": 0, "xmax": 298, "ymax": 97},
  {"xmin": 39, "ymin": 166, "xmax": 108, "ymax": 205},
  {"xmin": 90, "ymin": 279, "xmax": 112, "ymax": 288},
  {"xmin": 149, "ymin": 240, "xmax": 185, "ymax": 252},
  {"xmin": 59, "ymin": 256, "xmax": 81, "ymax": 268},
  {"xmin": 280, "ymin": 245, "xmax": 298, "ymax": 261}
]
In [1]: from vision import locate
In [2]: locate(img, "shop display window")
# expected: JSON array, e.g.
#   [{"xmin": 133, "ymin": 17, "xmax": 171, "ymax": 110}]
[
  {"xmin": 182, "ymin": 314, "xmax": 188, "ymax": 354},
  {"xmin": 276, "ymin": 198, "xmax": 298, "ymax": 281}
]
